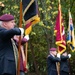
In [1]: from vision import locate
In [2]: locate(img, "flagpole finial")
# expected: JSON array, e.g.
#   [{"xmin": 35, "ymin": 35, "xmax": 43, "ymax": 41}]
[{"xmin": 59, "ymin": 0, "xmax": 60, "ymax": 4}]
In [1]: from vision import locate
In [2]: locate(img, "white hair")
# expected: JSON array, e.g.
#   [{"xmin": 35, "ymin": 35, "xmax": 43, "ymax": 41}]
[{"xmin": 0, "ymin": 21, "xmax": 2, "ymax": 27}]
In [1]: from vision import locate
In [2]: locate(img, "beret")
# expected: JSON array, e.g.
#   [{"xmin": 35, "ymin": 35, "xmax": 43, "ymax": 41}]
[
  {"xmin": 50, "ymin": 48, "xmax": 57, "ymax": 51},
  {"xmin": 0, "ymin": 14, "xmax": 14, "ymax": 21}
]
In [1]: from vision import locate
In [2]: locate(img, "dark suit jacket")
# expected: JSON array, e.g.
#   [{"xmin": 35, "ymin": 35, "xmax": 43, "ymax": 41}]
[
  {"xmin": 60, "ymin": 55, "xmax": 69, "ymax": 73},
  {"xmin": 47, "ymin": 55, "xmax": 60, "ymax": 75},
  {"xmin": 0, "ymin": 27, "xmax": 21, "ymax": 75}
]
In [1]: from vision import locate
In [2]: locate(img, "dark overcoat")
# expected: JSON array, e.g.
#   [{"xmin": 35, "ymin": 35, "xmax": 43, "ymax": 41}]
[
  {"xmin": 0, "ymin": 27, "xmax": 21, "ymax": 75},
  {"xmin": 60, "ymin": 55, "xmax": 69, "ymax": 75},
  {"xmin": 47, "ymin": 55, "xmax": 60, "ymax": 75}
]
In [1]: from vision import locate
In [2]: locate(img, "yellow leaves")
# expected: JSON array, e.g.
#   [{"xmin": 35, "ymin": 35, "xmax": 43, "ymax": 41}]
[
  {"xmin": 39, "ymin": 7, "xmax": 42, "ymax": 11},
  {"xmin": 46, "ymin": 0, "xmax": 50, "ymax": 4},
  {"xmin": 39, "ymin": 21, "xmax": 50, "ymax": 29},
  {"xmin": 53, "ymin": 11, "xmax": 58, "ymax": 15},
  {"xmin": 0, "ymin": 1, "xmax": 4, "ymax": 7},
  {"xmin": 47, "ymin": 8, "xmax": 50, "ymax": 11},
  {"xmin": 47, "ymin": 26, "xmax": 50, "ymax": 29},
  {"xmin": 52, "ymin": 2, "xmax": 54, "ymax": 4},
  {"xmin": 31, "ymin": 32, "xmax": 36, "ymax": 35},
  {"xmin": 49, "ymin": 6, "xmax": 52, "ymax": 9},
  {"xmin": 13, "ymin": 5, "xmax": 18, "ymax": 9}
]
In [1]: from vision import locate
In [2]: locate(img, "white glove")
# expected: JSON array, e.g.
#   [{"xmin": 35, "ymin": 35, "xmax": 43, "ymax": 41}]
[
  {"xmin": 19, "ymin": 28, "xmax": 24, "ymax": 35},
  {"xmin": 57, "ymin": 53, "xmax": 60, "ymax": 58},
  {"xmin": 24, "ymin": 35, "xmax": 29, "ymax": 40},
  {"xmin": 68, "ymin": 54, "xmax": 71, "ymax": 58}
]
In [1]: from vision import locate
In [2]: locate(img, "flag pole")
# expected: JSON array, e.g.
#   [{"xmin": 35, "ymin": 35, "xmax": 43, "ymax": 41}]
[
  {"xmin": 56, "ymin": 47, "xmax": 60, "ymax": 75},
  {"xmin": 56, "ymin": 0, "xmax": 61, "ymax": 75},
  {"xmin": 56, "ymin": 62, "xmax": 60, "ymax": 75},
  {"xmin": 23, "ymin": 1, "xmax": 35, "ymax": 72},
  {"xmin": 17, "ymin": 0, "xmax": 22, "ymax": 75},
  {"xmin": 22, "ymin": 0, "xmax": 40, "ymax": 72},
  {"xmin": 25, "ymin": 41, "xmax": 28, "ymax": 72}
]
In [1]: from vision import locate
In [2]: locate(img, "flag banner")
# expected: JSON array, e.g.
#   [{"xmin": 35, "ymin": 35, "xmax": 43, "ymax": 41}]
[
  {"xmin": 22, "ymin": 0, "xmax": 40, "ymax": 35},
  {"xmin": 25, "ymin": 22, "xmax": 32, "ymax": 35},
  {"xmin": 58, "ymin": 25, "xmax": 66, "ymax": 54},
  {"xmin": 54, "ymin": 2, "xmax": 66, "ymax": 54},
  {"xmin": 21, "ymin": 46, "xmax": 28, "ymax": 72},
  {"xmin": 67, "ymin": 11, "xmax": 75, "ymax": 52}
]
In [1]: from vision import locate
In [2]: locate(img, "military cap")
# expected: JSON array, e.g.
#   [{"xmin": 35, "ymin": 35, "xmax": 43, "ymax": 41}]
[
  {"xmin": 50, "ymin": 48, "xmax": 57, "ymax": 51},
  {"xmin": 0, "ymin": 14, "xmax": 14, "ymax": 21}
]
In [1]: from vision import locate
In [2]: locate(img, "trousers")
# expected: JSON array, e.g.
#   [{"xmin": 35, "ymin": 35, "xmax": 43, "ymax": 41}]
[
  {"xmin": 20, "ymin": 71, "xmax": 25, "ymax": 75},
  {"xmin": 1, "ymin": 73, "xmax": 16, "ymax": 75}
]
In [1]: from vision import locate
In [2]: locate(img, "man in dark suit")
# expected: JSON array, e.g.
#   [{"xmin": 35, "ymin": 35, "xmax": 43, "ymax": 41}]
[
  {"xmin": 47, "ymin": 48, "xmax": 61, "ymax": 75},
  {"xmin": 13, "ymin": 35, "xmax": 29, "ymax": 75},
  {"xmin": 60, "ymin": 51, "xmax": 71, "ymax": 75},
  {"xmin": 0, "ymin": 14, "xmax": 28, "ymax": 75}
]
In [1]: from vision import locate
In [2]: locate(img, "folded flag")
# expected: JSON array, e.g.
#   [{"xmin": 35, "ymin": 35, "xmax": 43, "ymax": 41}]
[{"xmin": 67, "ymin": 10, "xmax": 75, "ymax": 52}]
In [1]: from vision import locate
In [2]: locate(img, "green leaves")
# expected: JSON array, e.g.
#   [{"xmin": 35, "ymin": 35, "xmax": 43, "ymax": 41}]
[{"xmin": 0, "ymin": 0, "xmax": 75, "ymax": 74}]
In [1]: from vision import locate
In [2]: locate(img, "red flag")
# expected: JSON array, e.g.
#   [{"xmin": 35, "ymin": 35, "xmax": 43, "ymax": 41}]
[{"xmin": 54, "ymin": 2, "xmax": 66, "ymax": 54}]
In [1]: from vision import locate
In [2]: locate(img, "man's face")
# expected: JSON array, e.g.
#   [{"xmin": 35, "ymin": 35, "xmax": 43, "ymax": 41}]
[
  {"xmin": 51, "ymin": 51, "xmax": 57, "ymax": 56},
  {"xmin": 62, "ymin": 52, "xmax": 67, "ymax": 56},
  {"xmin": 3, "ymin": 20, "xmax": 16, "ymax": 29}
]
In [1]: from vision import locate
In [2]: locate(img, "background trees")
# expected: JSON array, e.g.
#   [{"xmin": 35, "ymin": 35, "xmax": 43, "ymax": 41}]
[{"xmin": 0, "ymin": 0, "xmax": 75, "ymax": 75}]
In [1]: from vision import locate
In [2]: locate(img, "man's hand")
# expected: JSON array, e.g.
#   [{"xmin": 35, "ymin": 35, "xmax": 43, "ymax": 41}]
[
  {"xmin": 57, "ymin": 53, "xmax": 60, "ymax": 58},
  {"xmin": 24, "ymin": 35, "xmax": 29, "ymax": 41},
  {"xmin": 19, "ymin": 28, "xmax": 24, "ymax": 35},
  {"xmin": 68, "ymin": 54, "xmax": 71, "ymax": 58}
]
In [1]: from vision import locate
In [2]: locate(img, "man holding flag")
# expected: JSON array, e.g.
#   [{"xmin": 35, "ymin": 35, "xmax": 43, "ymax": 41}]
[
  {"xmin": 54, "ymin": 0, "xmax": 66, "ymax": 75},
  {"xmin": 13, "ymin": 35, "xmax": 29, "ymax": 75},
  {"xmin": 17, "ymin": 0, "xmax": 40, "ymax": 75},
  {"xmin": 60, "ymin": 51, "xmax": 71, "ymax": 75},
  {"xmin": 47, "ymin": 48, "xmax": 61, "ymax": 75},
  {"xmin": 0, "ymin": 14, "xmax": 26, "ymax": 75},
  {"xmin": 54, "ymin": 0, "xmax": 66, "ymax": 55},
  {"xmin": 18, "ymin": 0, "xmax": 40, "ymax": 75}
]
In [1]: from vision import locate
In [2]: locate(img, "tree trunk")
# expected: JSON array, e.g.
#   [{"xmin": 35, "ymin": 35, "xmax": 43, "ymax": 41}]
[{"xmin": 29, "ymin": 42, "xmax": 40, "ymax": 75}]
